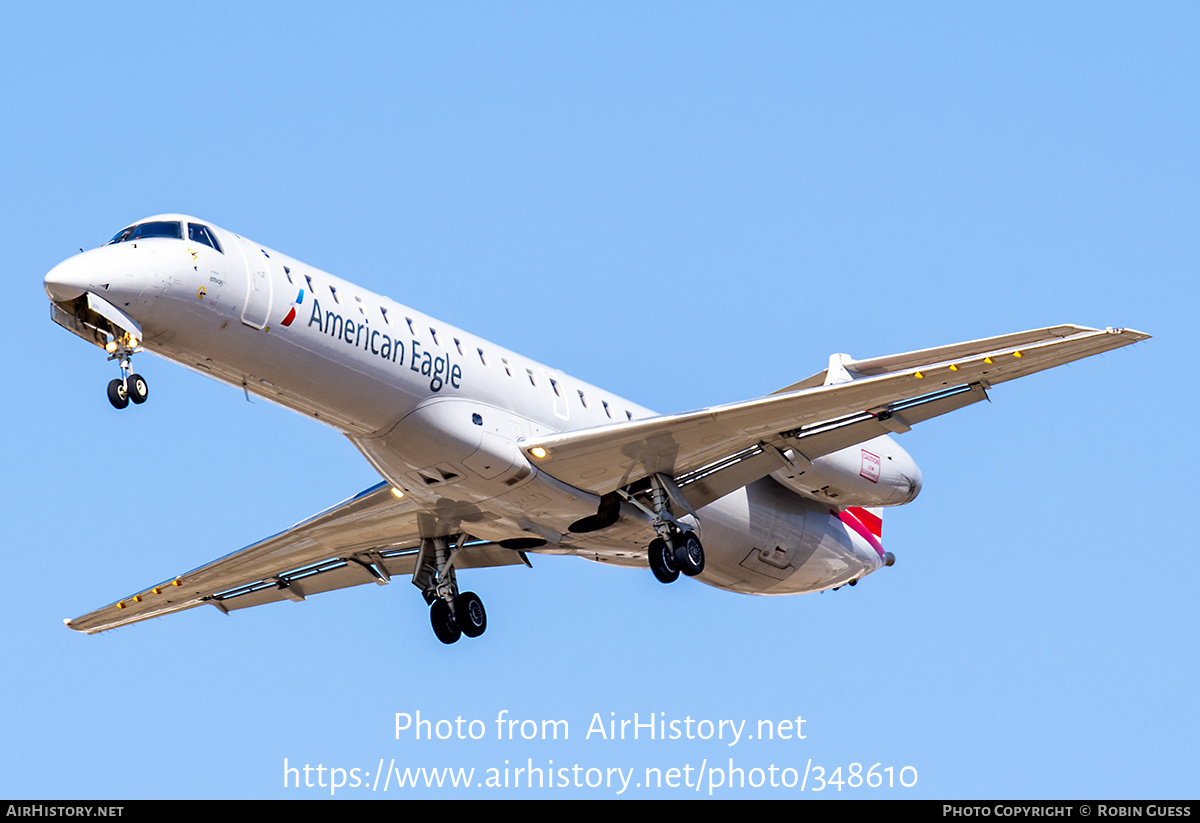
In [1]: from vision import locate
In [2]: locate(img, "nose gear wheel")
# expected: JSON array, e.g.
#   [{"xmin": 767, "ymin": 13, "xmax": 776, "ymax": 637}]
[
  {"xmin": 127, "ymin": 374, "xmax": 148, "ymax": 404},
  {"xmin": 107, "ymin": 379, "xmax": 129, "ymax": 409}
]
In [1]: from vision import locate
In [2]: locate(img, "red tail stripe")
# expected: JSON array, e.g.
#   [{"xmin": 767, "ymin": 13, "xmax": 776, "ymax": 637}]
[
  {"xmin": 846, "ymin": 506, "xmax": 882, "ymax": 538},
  {"xmin": 836, "ymin": 507, "xmax": 886, "ymax": 560}
]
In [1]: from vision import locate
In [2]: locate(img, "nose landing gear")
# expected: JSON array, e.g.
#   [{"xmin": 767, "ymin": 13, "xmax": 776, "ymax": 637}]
[{"xmin": 104, "ymin": 334, "xmax": 148, "ymax": 410}]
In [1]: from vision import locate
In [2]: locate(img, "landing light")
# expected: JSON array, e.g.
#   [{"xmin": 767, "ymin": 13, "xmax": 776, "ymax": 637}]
[
  {"xmin": 390, "ymin": 487, "xmax": 405, "ymax": 499},
  {"xmin": 530, "ymin": 447, "xmax": 548, "ymax": 459},
  {"xmin": 105, "ymin": 340, "xmax": 118, "ymax": 353}
]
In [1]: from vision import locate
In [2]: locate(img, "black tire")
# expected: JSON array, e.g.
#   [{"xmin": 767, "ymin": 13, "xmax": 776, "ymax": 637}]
[
  {"xmin": 648, "ymin": 537, "xmax": 679, "ymax": 584},
  {"xmin": 107, "ymin": 378, "xmax": 129, "ymax": 409},
  {"xmin": 455, "ymin": 592, "xmax": 487, "ymax": 638},
  {"xmin": 127, "ymin": 374, "xmax": 149, "ymax": 404},
  {"xmin": 674, "ymin": 530, "xmax": 705, "ymax": 577},
  {"xmin": 430, "ymin": 599, "xmax": 461, "ymax": 644}
]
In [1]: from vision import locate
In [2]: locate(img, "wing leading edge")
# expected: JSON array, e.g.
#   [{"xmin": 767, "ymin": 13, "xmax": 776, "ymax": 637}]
[
  {"xmin": 520, "ymin": 325, "xmax": 1149, "ymax": 500},
  {"xmin": 65, "ymin": 482, "xmax": 524, "ymax": 634}
]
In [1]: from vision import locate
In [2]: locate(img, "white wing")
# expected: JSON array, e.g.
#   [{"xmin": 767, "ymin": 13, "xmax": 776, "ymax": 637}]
[
  {"xmin": 521, "ymin": 326, "xmax": 1148, "ymax": 504},
  {"xmin": 65, "ymin": 482, "xmax": 525, "ymax": 634}
]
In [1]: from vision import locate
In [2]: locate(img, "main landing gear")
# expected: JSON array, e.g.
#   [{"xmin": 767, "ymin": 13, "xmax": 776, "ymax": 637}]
[
  {"xmin": 429, "ymin": 591, "xmax": 487, "ymax": 644},
  {"xmin": 639, "ymin": 473, "xmax": 705, "ymax": 586},
  {"xmin": 414, "ymin": 536, "xmax": 488, "ymax": 645},
  {"xmin": 647, "ymin": 528, "xmax": 705, "ymax": 584},
  {"xmin": 104, "ymin": 334, "xmax": 148, "ymax": 410}
]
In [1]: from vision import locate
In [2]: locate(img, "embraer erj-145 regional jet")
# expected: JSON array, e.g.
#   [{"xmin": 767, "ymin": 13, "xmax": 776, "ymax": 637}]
[{"xmin": 45, "ymin": 215, "xmax": 1148, "ymax": 644}]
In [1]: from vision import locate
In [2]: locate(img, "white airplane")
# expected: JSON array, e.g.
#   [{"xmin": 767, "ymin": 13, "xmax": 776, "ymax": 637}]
[{"xmin": 45, "ymin": 214, "xmax": 1148, "ymax": 643}]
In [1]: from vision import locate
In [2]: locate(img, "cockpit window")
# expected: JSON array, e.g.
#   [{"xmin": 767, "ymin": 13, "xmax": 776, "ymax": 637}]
[
  {"xmin": 188, "ymin": 222, "xmax": 223, "ymax": 253},
  {"xmin": 107, "ymin": 221, "xmax": 183, "ymax": 245},
  {"xmin": 128, "ymin": 221, "xmax": 182, "ymax": 241},
  {"xmin": 107, "ymin": 226, "xmax": 134, "ymax": 244}
]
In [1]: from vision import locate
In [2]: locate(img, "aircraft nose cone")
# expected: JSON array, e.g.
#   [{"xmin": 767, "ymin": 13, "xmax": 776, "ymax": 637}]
[
  {"xmin": 44, "ymin": 246, "xmax": 153, "ymax": 305},
  {"xmin": 44, "ymin": 254, "xmax": 94, "ymax": 302}
]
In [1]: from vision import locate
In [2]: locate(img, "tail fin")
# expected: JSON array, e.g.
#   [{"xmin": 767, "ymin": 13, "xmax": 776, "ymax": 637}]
[{"xmin": 838, "ymin": 506, "xmax": 890, "ymax": 563}]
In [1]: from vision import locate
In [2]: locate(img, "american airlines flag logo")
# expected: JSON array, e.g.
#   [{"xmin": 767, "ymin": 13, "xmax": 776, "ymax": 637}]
[{"xmin": 280, "ymin": 289, "xmax": 304, "ymax": 327}]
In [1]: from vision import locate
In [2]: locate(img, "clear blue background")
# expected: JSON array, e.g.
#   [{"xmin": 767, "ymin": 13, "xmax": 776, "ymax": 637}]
[{"xmin": 3, "ymin": 1, "xmax": 1194, "ymax": 799}]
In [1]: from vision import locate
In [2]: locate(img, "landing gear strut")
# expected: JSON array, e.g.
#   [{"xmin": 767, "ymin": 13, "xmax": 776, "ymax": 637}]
[{"xmin": 413, "ymin": 536, "xmax": 488, "ymax": 645}]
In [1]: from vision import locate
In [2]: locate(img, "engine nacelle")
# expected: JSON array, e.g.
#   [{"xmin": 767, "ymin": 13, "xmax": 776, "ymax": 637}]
[{"xmin": 771, "ymin": 434, "xmax": 922, "ymax": 508}]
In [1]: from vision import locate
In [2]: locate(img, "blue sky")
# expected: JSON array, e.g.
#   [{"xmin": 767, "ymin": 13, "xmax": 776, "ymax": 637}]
[{"xmin": 3, "ymin": 2, "xmax": 1196, "ymax": 799}]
